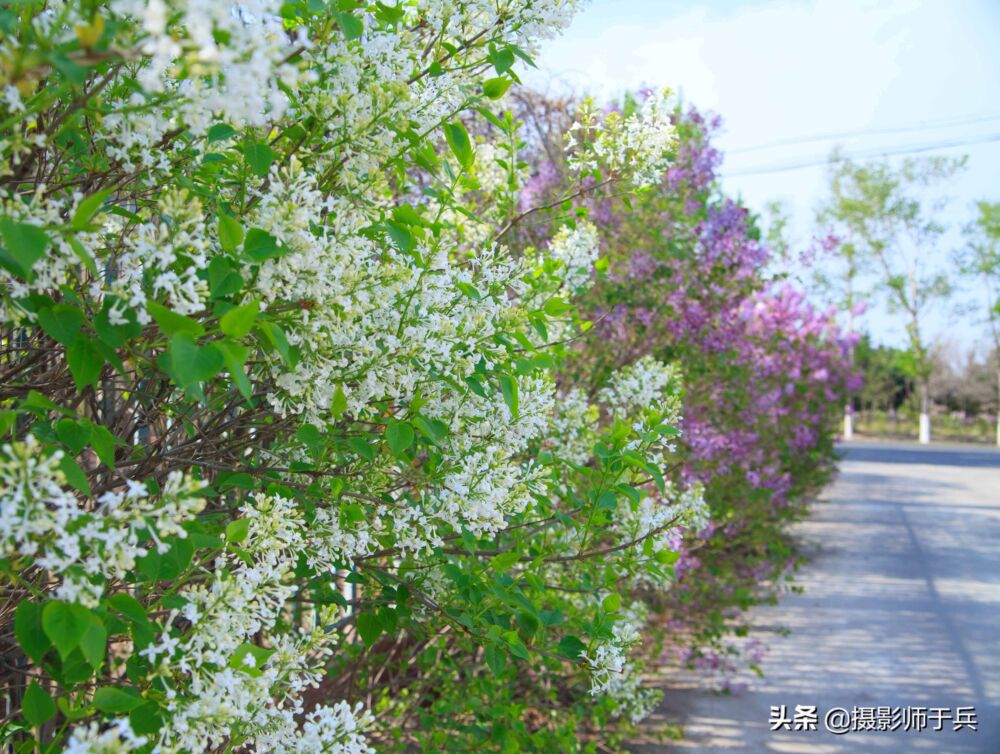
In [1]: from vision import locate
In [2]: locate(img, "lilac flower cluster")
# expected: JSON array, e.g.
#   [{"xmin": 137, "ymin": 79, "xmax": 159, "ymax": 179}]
[{"xmin": 558, "ymin": 105, "xmax": 858, "ymax": 681}]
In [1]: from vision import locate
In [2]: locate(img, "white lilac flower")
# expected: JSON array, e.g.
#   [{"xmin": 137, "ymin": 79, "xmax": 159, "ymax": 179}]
[
  {"xmin": 0, "ymin": 439, "xmax": 206, "ymax": 607},
  {"xmin": 547, "ymin": 221, "xmax": 601, "ymax": 291},
  {"xmin": 566, "ymin": 89, "xmax": 678, "ymax": 188},
  {"xmin": 61, "ymin": 718, "xmax": 147, "ymax": 754},
  {"xmin": 599, "ymin": 355, "xmax": 682, "ymax": 422}
]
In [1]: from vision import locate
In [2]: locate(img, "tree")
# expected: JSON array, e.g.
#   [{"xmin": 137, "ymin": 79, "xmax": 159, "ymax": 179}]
[
  {"xmin": 854, "ymin": 334, "xmax": 911, "ymax": 417},
  {"xmin": 813, "ymin": 186, "xmax": 868, "ymax": 439},
  {"xmin": 960, "ymin": 201, "xmax": 1000, "ymax": 445},
  {"xmin": 818, "ymin": 154, "xmax": 965, "ymax": 443}
]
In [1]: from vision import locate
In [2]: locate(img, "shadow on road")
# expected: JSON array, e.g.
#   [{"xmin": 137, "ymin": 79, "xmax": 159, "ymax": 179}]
[
  {"xmin": 841, "ymin": 441, "xmax": 1000, "ymax": 469},
  {"xmin": 630, "ymin": 441, "xmax": 1000, "ymax": 753}
]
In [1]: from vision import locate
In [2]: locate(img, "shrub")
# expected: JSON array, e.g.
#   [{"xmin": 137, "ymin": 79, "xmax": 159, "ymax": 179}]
[
  {"xmin": 0, "ymin": 3, "xmax": 710, "ymax": 752},
  {"xmin": 506, "ymin": 98, "xmax": 857, "ymax": 681}
]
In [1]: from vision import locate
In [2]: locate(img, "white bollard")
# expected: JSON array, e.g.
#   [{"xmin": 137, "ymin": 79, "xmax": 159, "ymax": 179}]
[
  {"xmin": 918, "ymin": 413, "xmax": 930, "ymax": 445},
  {"xmin": 843, "ymin": 412, "xmax": 853, "ymax": 440}
]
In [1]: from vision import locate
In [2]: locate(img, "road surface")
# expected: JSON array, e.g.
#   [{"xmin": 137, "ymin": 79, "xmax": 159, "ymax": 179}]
[{"xmin": 630, "ymin": 440, "xmax": 1000, "ymax": 753}]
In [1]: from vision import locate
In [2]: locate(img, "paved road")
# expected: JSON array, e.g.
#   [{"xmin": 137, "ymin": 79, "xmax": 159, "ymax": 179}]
[{"xmin": 631, "ymin": 440, "xmax": 1000, "ymax": 754}]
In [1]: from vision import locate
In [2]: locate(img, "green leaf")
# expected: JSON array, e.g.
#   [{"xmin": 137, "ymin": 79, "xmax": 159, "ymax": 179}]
[
  {"xmin": 92, "ymin": 686, "xmax": 143, "ymax": 713},
  {"xmin": 135, "ymin": 549, "xmax": 161, "ymax": 583},
  {"xmin": 95, "ymin": 298, "xmax": 141, "ymax": 347},
  {"xmin": 374, "ymin": 0, "xmax": 404, "ymax": 24},
  {"xmin": 444, "ymin": 121, "xmax": 474, "ymax": 169},
  {"xmin": 226, "ymin": 518, "xmax": 250, "ymax": 544},
  {"xmin": 557, "ymin": 635, "xmax": 586, "ymax": 660},
  {"xmin": 655, "ymin": 423, "xmax": 680, "ymax": 438},
  {"xmin": 189, "ymin": 529, "xmax": 223, "ymax": 549},
  {"xmin": 464, "ymin": 375, "xmax": 487, "ymax": 398},
  {"xmin": 71, "ymin": 189, "xmax": 113, "ymax": 230},
  {"xmin": 411, "ymin": 141, "xmax": 439, "ymax": 172},
  {"xmin": 23, "ymin": 681, "xmax": 56, "ymax": 727},
  {"xmin": 244, "ymin": 141, "xmax": 275, "ymax": 178},
  {"xmin": 460, "ymin": 528, "xmax": 477, "ymax": 555},
  {"xmin": 207, "ymin": 257, "xmax": 244, "ymax": 299},
  {"xmin": 385, "ymin": 221, "xmax": 414, "ymax": 252},
  {"xmin": 655, "ymin": 549, "xmax": 679, "ymax": 565},
  {"xmin": 331, "ymin": 384, "xmax": 348, "ymax": 418},
  {"xmin": 347, "ymin": 436, "xmax": 375, "ymax": 461},
  {"xmin": 499, "ymin": 374, "xmax": 519, "ymax": 420},
  {"xmin": 385, "ymin": 420, "xmax": 414, "ymax": 456},
  {"xmin": 38, "ymin": 304, "xmax": 84, "ymax": 346},
  {"xmin": 484, "ymin": 643, "xmax": 506, "ymax": 676},
  {"xmin": 207, "ymin": 123, "xmax": 236, "ymax": 143},
  {"xmin": 58, "ymin": 454, "xmax": 92, "ymax": 494},
  {"xmin": 158, "ymin": 538, "xmax": 194, "ymax": 580},
  {"xmin": 107, "ymin": 593, "xmax": 148, "ymax": 625},
  {"xmin": 55, "ymin": 419, "xmax": 92, "ymax": 455},
  {"xmin": 602, "ymin": 592, "xmax": 621, "ymax": 613},
  {"xmin": 393, "ymin": 203, "xmax": 427, "ymax": 227},
  {"xmin": 218, "ymin": 214, "xmax": 244, "ymax": 253},
  {"xmin": 515, "ymin": 611, "xmax": 539, "ymax": 637},
  {"xmin": 243, "ymin": 228, "xmax": 289, "ymax": 262},
  {"xmin": 59, "ymin": 648, "xmax": 95, "ymax": 685},
  {"xmin": 167, "ymin": 334, "xmax": 224, "ymax": 390},
  {"xmin": 0, "ymin": 217, "xmax": 49, "ymax": 278},
  {"xmin": 58, "ymin": 696, "xmax": 92, "ymax": 721},
  {"xmin": 42, "ymin": 601, "xmax": 91, "ymax": 661},
  {"xmin": 66, "ymin": 338, "xmax": 104, "ymax": 392},
  {"xmin": 455, "ymin": 282, "xmax": 481, "ymax": 300},
  {"xmin": 482, "ymin": 77, "xmax": 512, "ymax": 99},
  {"xmin": 147, "ymin": 300, "xmax": 205, "ymax": 338},
  {"xmin": 539, "ymin": 609, "xmax": 563, "ymax": 627},
  {"xmin": 489, "ymin": 551, "xmax": 520, "ymax": 573},
  {"xmin": 14, "ymin": 601, "xmax": 50, "ymax": 664},
  {"xmin": 356, "ymin": 613, "xmax": 382, "ymax": 647},
  {"xmin": 89, "ymin": 423, "xmax": 118, "ymax": 468},
  {"xmin": 230, "ymin": 643, "xmax": 275, "ymax": 677},
  {"xmin": 488, "ymin": 46, "xmax": 516, "ymax": 75},
  {"xmin": 509, "ymin": 45, "xmax": 537, "ymax": 68},
  {"xmin": 413, "ymin": 415, "xmax": 448, "ymax": 442},
  {"xmin": 51, "ymin": 53, "xmax": 87, "ymax": 84},
  {"xmin": 94, "ymin": 336, "xmax": 131, "ymax": 379},
  {"xmin": 79, "ymin": 613, "xmax": 107, "ymax": 668},
  {"xmin": 336, "ymin": 11, "xmax": 364, "ymax": 39},
  {"xmin": 340, "ymin": 502, "xmax": 365, "ymax": 524},
  {"xmin": 129, "ymin": 702, "xmax": 164, "ymax": 736},
  {"xmin": 215, "ymin": 340, "xmax": 252, "ymax": 401},
  {"xmin": 505, "ymin": 635, "xmax": 530, "ymax": 661},
  {"xmin": 257, "ymin": 321, "xmax": 294, "ymax": 365},
  {"xmin": 220, "ymin": 299, "xmax": 259, "ymax": 339},
  {"xmin": 475, "ymin": 105, "xmax": 506, "ymax": 130},
  {"xmin": 218, "ymin": 474, "xmax": 254, "ymax": 494},
  {"xmin": 596, "ymin": 491, "xmax": 617, "ymax": 511},
  {"xmin": 543, "ymin": 297, "xmax": 573, "ymax": 316},
  {"xmin": 377, "ymin": 606, "xmax": 398, "ymax": 634},
  {"xmin": 21, "ymin": 390, "xmax": 73, "ymax": 417}
]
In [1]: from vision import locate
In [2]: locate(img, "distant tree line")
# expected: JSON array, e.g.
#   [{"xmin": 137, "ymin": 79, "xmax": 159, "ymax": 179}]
[
  {"xmin": 852, "ymin": 335, "xmax": 998, "ymax": 420},
  {"xmin": 801, "ymin": 154, "xmax": 1000, "ymax": 445}
]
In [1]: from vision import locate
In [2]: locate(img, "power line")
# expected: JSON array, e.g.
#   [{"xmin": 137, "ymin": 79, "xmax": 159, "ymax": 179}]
[
  {"xmin": 720, "ymin": 132, "xmax": 1000, "ymax": 177},
  {"xmin": 726, "ymin": 112, "xmax": 1000, "ymax": 155}
]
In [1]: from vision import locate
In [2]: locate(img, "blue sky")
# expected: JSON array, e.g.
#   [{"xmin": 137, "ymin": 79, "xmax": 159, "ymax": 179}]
[{"xmin": 528, "ymin": 0, "xmax": 1000, "ymax": 354}]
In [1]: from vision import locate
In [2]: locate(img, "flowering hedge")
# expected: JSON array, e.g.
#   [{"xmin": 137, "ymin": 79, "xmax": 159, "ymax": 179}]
[
  {"xmin": 509, "ymin": 99, "xmax": 858, "ymax": 679},
  {"xmin": 0, "ymin": 2, "xmax": 716, "ymax": 752},
  {"xmin": 0, "ymin": 3, "xmax": 853, "ymax": 752}
]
